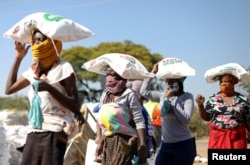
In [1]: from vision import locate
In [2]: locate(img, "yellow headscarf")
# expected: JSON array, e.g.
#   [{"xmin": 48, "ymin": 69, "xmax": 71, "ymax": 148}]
[{"xmin": 32, "ymin": 38, "xmax": 62, "ymax": 71}]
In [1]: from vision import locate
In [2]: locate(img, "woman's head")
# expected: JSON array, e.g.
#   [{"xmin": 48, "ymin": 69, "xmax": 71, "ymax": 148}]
[
  {"xmin": 32, "ymin": 30, "xmax": 47, "ymax": 45},
  {"xmin": 105, "ymin": 66, "xmax": 127, "ymax": 95},
  {"xmin": 219, "ymin": 74, "xmax": 238, "ymax": 96},
  {"xmin": 31, "ymin": 30, "xmax": 62, "ymax": 72},
  {"xmin": 164, "ymin": 77, "xmax": 185, "ymax": 94}
]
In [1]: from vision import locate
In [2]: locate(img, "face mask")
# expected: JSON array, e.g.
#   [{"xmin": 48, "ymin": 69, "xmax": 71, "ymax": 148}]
[
  {"xmin": 219, "ymin": 82, "xmax": 234, "ymax": 96},
  {"xmin": 165, "ymin": 82, "xmax": 179, "ymax": 93}
]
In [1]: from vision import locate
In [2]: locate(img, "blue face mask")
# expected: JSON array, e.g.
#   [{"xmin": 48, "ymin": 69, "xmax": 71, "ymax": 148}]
[{"xmin": 165, "ymin": 82, "xmax": 179, "ymax": 93}]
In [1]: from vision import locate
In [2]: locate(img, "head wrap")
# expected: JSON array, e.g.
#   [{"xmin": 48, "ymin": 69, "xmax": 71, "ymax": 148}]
[
  {"xmin": 131, "ymin": 80, "xmax": 143, "ymax": 93},
  {"xmin": 126, "ymin": 80, "xmax": 143, "ymax": 99},
  {"xmin": 31, "ymin": 38, "xmax": 62, "ymax": 71},
  {"xmin": 126, "ymin": 81, "xmax": 133, "ymax": 89},
  {"xmin": 178, "ymin": 77, "xmax": 186, "ymax": 83}
]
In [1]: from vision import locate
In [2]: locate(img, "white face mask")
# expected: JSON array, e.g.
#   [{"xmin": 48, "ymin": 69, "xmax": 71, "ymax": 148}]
[{"xmin": 165, "ymin": 82, "xmax": 179, "ymax": 93}]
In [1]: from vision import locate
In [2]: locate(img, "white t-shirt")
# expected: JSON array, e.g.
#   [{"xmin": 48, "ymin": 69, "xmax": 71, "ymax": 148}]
[{"xmin": 22, "ymin": 60, "xmax": 77, "ymax": 135}]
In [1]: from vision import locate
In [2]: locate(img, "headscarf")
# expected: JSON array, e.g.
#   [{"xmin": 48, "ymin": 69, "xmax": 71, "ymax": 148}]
[
  {"xmin": 178, "ymin": 76, "xmax": 186, "ymax": 83},
  {"xmin": 126, "ymin": 80, "xmax": 143, "ymax": 99},
  {"xmin": 164, "ymin": 77, "xmax": 185, "ymax": 93},
  {"xmin": 131, "ymin": 80, "xmax": 143, "ymax": 93},
  {"xmin": 31, "ymin": 38, "xmax": 62, "ymax": 71},
  {"xmin": 126, "ymin": 81, "xmax": 133, "ymax": 89}
]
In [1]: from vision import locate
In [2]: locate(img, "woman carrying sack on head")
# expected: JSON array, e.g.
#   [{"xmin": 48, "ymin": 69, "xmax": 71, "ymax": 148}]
[
  {"xmin": 140, "ymin": 58, "xmax": 197, "ymax": 165},
  {"xmin": 94, "ymin": 66, "xmax": 148, "ymax": 165},
  {"xmin": 5, "ymin": 30, "xmax": 85, "ymax": 165},
  {"xmin": 196, "ymin": 63, "xmax": 250, "ymax": 149}
]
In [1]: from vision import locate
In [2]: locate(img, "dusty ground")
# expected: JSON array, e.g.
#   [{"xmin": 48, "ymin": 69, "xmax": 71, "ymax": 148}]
[{"xmin": 193, "ymin": 138, "xmax": 208, "ymax": 165}]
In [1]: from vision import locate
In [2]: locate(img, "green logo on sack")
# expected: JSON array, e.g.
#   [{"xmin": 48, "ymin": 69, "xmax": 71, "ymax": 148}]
[
  {"xmin": 162, "ymin": 58, "xmax": 182, "ymax": 66},
  {"xmin": 219, "ymin": 66, "xmax": 236, "ymax": 72},
  {"xmin": 43, "ymin": 13, "xmax": 64, "ymax": 22}
]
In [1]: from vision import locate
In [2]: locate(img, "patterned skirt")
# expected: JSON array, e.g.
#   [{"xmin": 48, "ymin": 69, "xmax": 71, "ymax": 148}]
[{"xmin": 101, "ymin": 134, "xmax": 138, "ymax": 165}]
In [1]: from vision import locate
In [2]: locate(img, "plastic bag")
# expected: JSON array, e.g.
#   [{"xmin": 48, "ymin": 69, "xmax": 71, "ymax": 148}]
[
  {"xmin": 204, "ymin": 63, "xmax": 250, "ymax": 84},
  {"xmin": 3, "ymin": 12, "xmax": 94, "ymax": 43},
  {"xmin": 155, "ymin": 57, "xmax": 195, "ymax": 79},
  {"xmin": 82, "ymin": 53, "xmax": 154, "ymax": 79},
  {"xmin": 28, "ymin": 80, "xmax": 43, "ymax": 129}
]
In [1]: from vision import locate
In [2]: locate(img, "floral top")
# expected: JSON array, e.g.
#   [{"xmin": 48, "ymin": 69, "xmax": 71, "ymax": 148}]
[{"xmin": 205, "ymin": 92, "xmax": 250, "ymax": 129}]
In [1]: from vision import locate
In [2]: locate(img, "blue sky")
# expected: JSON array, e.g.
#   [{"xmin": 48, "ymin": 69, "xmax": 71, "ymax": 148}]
[{"xmin": 0, "ymin": 0, "xmax": 249, "ymax": 100}]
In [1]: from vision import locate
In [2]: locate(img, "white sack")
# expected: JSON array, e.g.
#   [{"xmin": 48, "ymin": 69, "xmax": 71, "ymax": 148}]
[
  {"xmin": 204, "ymin": 63, "xmax": 250, "ymax": 84},
  {"xmin": 85, "ymin": 139, "xmax": 100, "ymax": 165},
  {"xmin": 156, "ymin": 57, "xmax": 195, "ymax": 79},
  {"xmin": 3, "ymin": 12, "xmax": 94, "ymax": 43},
  {"xmin": 82, "ymin": 53, "xmax": 154, "ymax": 79}
]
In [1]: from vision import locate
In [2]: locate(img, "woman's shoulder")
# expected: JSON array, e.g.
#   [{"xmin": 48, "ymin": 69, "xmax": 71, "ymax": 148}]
[
  {"xmin": 123, "ymin": 88, "xmax": 135, "ymax": 95},
  {"xmin": 208, "ymin": 92, "xmax": 218, "ymax": 98},
  {"xmin": 58, "ymin": 60, "xmax": 73, "ymax": 67},
  {"xmin": 54, "ymin": 60, "xmax": 75, "ymax": 72},
  {"xmin": 120, "ymin": 88, "xmax": 139, "ymax": 103},
  {"xmin": 235, "ymin": 92, "xmax": 248, "ymax": 101},
  {"xmin": 182, "ymin": 92, "xmax": 194, "ymax": 98}
]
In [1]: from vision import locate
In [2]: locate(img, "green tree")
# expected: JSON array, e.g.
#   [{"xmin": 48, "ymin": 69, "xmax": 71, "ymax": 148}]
[{"xmin": 189, "ymin": 107, "xmax": 209, "ymax": 138}]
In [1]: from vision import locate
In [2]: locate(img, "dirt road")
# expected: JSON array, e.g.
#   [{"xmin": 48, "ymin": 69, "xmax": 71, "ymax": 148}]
[{"xmin": 193, "ymin": 138, "xmax": 208, "ymax": 165}]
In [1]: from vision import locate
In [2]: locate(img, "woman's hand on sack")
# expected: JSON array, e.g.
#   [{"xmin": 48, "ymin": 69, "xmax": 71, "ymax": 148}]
[
  {"xmin": 151, "ymin": 63, "xmax": 159, "ymax": 74},
  {"xmin": 14, "ymin": 41, "xmax": 30, "ymax": 59}
]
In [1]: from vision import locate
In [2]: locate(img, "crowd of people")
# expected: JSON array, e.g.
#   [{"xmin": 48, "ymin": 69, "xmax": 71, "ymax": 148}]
[
  {"xmin": 4, "ymin": 13, "xmax": 250, "ymax": 165},
  {"xmin": 6, "ymin": 30, "xmax": 85, "ymax": 165},
  {"xmin": 86, "ymin": 59, "xmax": 250, "ymax": 165}
]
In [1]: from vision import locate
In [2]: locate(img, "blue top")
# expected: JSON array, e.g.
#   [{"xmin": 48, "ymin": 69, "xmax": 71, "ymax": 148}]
[{"xmin": 141, "ymin": 105, "xmax": 153, "ymax": 136}]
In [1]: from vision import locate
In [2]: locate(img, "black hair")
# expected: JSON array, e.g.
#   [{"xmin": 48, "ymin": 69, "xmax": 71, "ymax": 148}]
[{"xmin": 178, "ymin": 80, "xmax": 184, "ymax": 92}]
